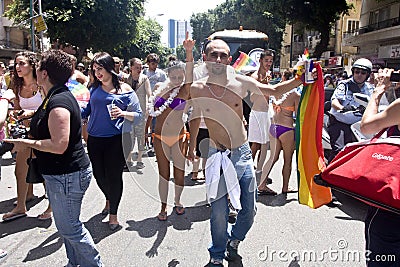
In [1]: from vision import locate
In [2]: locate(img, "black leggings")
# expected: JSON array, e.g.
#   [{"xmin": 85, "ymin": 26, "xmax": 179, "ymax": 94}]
[{"xmin": 87, "ymin": 134, "xmax": 125, "ymax": 215}]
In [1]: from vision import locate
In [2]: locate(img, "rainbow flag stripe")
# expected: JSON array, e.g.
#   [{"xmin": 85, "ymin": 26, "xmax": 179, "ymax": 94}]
[
  {"xmin": 232, "ymin": 52, "xmax": 257, "ymax": 73},
  {"xmin": 304, "ymin": 48, "xmax": 310, "ymax": 59},
  {"xmin": 66, "ymin": 79, "xmax": 90, "ymax": 102},
  {"xmin": 295, "ymin": 63, "xmax": 332, "ymax": 208}
]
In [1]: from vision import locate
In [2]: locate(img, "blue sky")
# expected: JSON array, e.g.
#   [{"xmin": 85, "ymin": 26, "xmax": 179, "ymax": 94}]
[{"xmin": 144, "ymin": 0, "xmax": 226, "ymax": 45}]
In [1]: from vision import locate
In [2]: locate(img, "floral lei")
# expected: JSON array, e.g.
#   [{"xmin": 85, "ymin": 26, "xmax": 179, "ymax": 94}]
[{"xmin": 148, "ymin": 85, "xmax": 181, "ymax": 117}]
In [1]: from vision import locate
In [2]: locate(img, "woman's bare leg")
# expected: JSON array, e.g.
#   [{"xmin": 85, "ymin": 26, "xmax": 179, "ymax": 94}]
[
  {"xmin": 13, "ymin": 148, "xmax": 30, "ymax": 213},
  {"xmin": 258, "ymin": 134, "xmax": 282, "ymax": 191},
  {"xmin": 279, "ymin": 131, "xmax": 296, "ymax": 192},
  {"xmin": 171, "ymin": 140, "xmax": 185, "ymax": 207},
  {"xmin": 154, "ymin": 138, "xmax": 170, "ymax": 214}
]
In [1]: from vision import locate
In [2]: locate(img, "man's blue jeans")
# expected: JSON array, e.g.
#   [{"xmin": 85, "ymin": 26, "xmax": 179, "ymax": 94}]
[
  {"xmin": 207, "ymin": 142, "xmax": 257, "ymax": 261},
  {"xmin": 43, "ymin": 165, "xmax": 102, "ymax": 267}
]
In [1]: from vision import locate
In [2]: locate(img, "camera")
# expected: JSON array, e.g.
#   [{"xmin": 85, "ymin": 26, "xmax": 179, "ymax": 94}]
[
  {"xmin": 0, "ymin": 121, "xmax": 29, "ymax": 156},
  {"xmin": 9, "ymin": 122, "xmax": 29, "ymax": 139},
  {"xmin": 390, "ymin": 72, "xmax": 400, "ymax": 82}
]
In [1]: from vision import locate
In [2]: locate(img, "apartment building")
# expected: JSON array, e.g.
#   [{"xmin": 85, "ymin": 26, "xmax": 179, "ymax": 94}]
[
  {"xmin": 343, "ymin": 0, "xmax": 400, "ymax": 69},
  {"xmin": 0, "ymin": 0, "xmax": 30, "ymax": 64},
  {"xmin": 280, "ymin": 0, "xmax": 363, "ymax": 74}
]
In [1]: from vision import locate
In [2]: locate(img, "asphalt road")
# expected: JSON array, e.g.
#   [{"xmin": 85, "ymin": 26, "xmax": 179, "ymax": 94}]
[{"xmin": 0, "ymin": 150, "xmax": 368, "ymax": 267}]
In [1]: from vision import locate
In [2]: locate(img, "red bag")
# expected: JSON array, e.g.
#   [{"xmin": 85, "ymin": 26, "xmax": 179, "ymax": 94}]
[{"xmin": 314, "ymin": 129, "xmax": 400, "ymax": 214}]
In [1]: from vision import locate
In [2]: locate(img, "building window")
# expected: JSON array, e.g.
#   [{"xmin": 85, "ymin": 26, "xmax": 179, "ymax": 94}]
[{"xmin": 347, "ymin": 20, "xmax": 359, "ymax": 33}]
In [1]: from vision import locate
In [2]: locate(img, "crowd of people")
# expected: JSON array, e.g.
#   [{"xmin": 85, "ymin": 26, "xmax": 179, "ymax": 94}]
[{"xmin": 0, "ymin": 34, "xmax": 399, "ymax": 266}]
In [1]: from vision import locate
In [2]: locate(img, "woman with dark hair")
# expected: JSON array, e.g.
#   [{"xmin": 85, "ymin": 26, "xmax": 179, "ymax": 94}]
[
  {"xmin": 2, "ymin": 51, "xmax": 43, "ymax": 221},
  {"xmin": 4, "ymin": 49, "xmax": 103, "ymax": 266},
  {"xmin": 148, "ymin": 35, "xmax": 194, "ymax": 221},
  {"xmin": 82, "ymin": 52, "xmax": 142, "ymax": 229}
]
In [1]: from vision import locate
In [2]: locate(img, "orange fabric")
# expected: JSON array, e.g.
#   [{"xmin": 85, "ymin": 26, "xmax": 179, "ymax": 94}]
[
  {"xmin": 272, "ymin": 103, "xmax": 295, "ymax": 113},
  {"xmin": 152, "ymin": 132, "xmax": 188, "ymax": 147}
]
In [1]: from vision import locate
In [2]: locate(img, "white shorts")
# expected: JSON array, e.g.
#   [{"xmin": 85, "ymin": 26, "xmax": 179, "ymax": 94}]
[{"xmin": 248, "ymin": 110, "xmax": 270, "ymax": 144}]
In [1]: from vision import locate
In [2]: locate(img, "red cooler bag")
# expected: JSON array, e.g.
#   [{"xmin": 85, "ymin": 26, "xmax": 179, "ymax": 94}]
[{"xmin": 314, "ymin": 129, "xmax": 400, "ymax": 214}]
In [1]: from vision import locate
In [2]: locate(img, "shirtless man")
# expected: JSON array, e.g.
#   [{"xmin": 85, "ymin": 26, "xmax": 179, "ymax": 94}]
[
  {"xmin": 188, "ymin": 40, "xmax": 305, "ymax": 266},
  {"xmin": 249, "ymin": 50, "xmax": 274, "ymax": 178}
]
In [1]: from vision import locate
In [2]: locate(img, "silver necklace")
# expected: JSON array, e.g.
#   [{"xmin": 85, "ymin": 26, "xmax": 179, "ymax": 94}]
[{"xmin": 205, "ymin": 83, "xmax": 227, "ymax": 99}]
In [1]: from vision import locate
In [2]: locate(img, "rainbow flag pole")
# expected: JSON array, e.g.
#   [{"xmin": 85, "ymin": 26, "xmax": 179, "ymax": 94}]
[
  {"xmin": 232, "ymin": 51, "xmax": 258, "ymax": 73},
  {"xmin": 295, "ymin": 50, "xmax": 332, "ymax": 208}
]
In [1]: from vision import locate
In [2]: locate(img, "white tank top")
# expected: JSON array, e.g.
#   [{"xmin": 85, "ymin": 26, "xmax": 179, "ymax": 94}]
[{"xmin": 19, "ymin": 91, "xmax": 43, "ymax": 110}]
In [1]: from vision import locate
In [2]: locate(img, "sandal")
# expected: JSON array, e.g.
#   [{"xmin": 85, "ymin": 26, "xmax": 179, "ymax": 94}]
[
  {"xmin": 2, "ymin": 211, "xmax": 27, "ymax": 222},
  {"xmin": 258, "ymin": 188, "xmax": 277, "ymax": 196},
  {"xmin": 174, "ymin": 206, "xmax": 185, "ymax": 215},
  {"xmin": 37, "ymin": 211, "xmax": 52, "ymax": 221},
  {"xmin": 282, "ymin": 188, "xmax": 298, "ymax": 194},
  {"xmin": 157, "ymin": 212, "xmax": 167, "ymax": 221}
]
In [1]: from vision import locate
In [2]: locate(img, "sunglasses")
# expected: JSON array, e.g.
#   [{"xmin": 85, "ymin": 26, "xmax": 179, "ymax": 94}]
[{"xmin": 354, "ymin": 69, "xmax": 368, "ymax": 75}]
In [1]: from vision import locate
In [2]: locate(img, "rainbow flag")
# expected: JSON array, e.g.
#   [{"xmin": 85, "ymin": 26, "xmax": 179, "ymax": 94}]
[
  {"xmin": 295, "ymin": 62, "xmax": 332, "ymax": 208},
  {"xmin": 232, "ymin": 52, "xmax": 258, "ymax": 73},
  {"xmin": 304, "ymin": 48, "xmax": 310, "ymax": 59},
  {"xmin": 66, "ymin": 78, "xmax": 90, "ymax": 107}
]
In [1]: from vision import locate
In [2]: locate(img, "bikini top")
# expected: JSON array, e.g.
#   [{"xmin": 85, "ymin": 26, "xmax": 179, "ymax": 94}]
[
  {"xmin": 272, "ymin": 103, "xmax": 295, "ymax": 113},
  {"xmin": 154, "ymin": 96, "xmax": 186, "ymax": 111}
]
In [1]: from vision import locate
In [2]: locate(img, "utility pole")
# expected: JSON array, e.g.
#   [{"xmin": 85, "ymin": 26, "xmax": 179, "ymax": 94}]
[
  {"xmin": 38, "ymin": 0, "xmax": 43, "ymax": 52},
  {"xmin": 29, "ymin": 0, "xmax": 45, "ymax": 52},
  {"xmin": 289, "ymin": 23, "xmax": 294, "ymax": 68},
  {"xmin": 30, "ymin": 0, "xmax": 35, "ymax": 52}
]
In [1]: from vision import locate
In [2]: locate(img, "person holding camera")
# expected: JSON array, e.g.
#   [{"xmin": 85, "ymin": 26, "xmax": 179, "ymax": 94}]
[
  {"xmin": 360, "ymin": 68, "xmax": 400, "ymax": 266},
  {"xmin": 4, "ymin": 50, "xmax": 103, "ymax": 266},
  {"xmin": 2, "ymin": 52, "xmax": 43, "ymax": 222}
]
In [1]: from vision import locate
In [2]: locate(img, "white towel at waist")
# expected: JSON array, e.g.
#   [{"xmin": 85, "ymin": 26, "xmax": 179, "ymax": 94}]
[{"xmin": 205, "ymin": 149, "xmax": 242, "ymax": 210}]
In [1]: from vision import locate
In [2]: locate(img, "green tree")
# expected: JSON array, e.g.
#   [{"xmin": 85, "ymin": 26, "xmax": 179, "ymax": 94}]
[
  {"xmin": 190, "ymin": 12, "xmax": 215, "ymax": 53},
  {"xmin": 6, "ymin": 0, "xmax": 145, "ymax": 59},
  {"xmin": 190, "ymin": 0, "xmax": 351, "ymax": 59},
  {"xmin": 256, "ymin": 0, "xmax": 352, "ymax": 58},
  {"xmin": 190, "ymin": 0, "xmax": 286, "ymax": 55}
]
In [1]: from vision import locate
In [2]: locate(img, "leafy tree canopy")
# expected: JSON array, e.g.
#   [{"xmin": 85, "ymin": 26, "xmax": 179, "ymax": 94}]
[
  {"xmin": 5, "ymin": 0, "xmax": 156, "ymax": 60},
  {"xmin": 190, "ymin": 0, "xmax": 352, "ymax": 59}
]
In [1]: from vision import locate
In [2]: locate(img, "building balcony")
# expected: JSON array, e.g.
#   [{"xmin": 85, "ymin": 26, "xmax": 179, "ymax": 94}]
[
  {"xmin": 359, "ymin": 17, "xmax": 400, "ymax": 35},
  {"xmin": 343, "ymin": 22, "xmax": 400, "ymax": 46}
]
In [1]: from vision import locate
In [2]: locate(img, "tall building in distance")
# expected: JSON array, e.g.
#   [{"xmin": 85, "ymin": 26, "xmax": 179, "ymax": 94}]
[{"xmin": 168, "ymin": 19, "xmax": 192, "ymax": 48}]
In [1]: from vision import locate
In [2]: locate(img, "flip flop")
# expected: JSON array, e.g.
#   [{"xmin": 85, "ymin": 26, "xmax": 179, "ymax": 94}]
[
  {"xmin": 157, "ymin": 212, "xmax": 167, "ymax": 221},
  {"xmin": 37, "ymin": 212, "xmax": 52, "ymax": 221},
  {"xmin": 2, "ymin": 212, "xmax": 27, "ymax": 222},
  {"xmin": 282, "ymin": 189, "xmax": 298, "ymax": 194},
  {"xmin": 101, "ymin": 208, "xmax": 109, "ymax": 215},
  {"xmin": 258, "ymin": 188, "xmax": 277, "ymax": 196},
  {"xmin": 191, "ymin": 175, "xmax": 205, "ymax": 181},
  {"xmin": 174, "ymin": 206, "xmax": 185, "ymax": 215}
]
